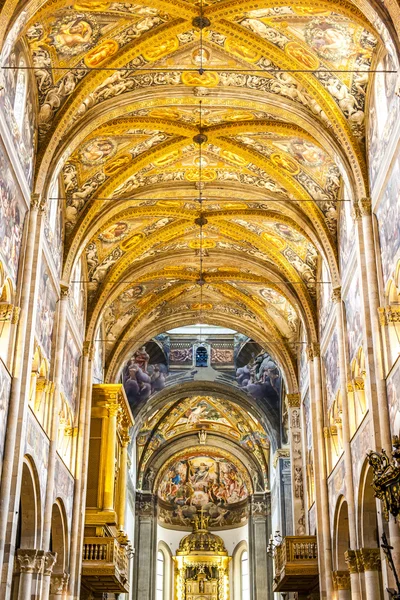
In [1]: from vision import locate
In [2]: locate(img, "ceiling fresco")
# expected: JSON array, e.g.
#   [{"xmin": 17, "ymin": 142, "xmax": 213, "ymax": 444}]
[
  {"xmin": 2, "ymin": 0, "xmax": 390, "ymax": 397},
  {"xmin": 136, "ymin": 392, "xmax": 270, "ymax": 527}
]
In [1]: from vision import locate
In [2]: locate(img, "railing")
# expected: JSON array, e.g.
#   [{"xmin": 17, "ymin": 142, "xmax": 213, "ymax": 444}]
[
  {"xmin": 274, "ymin": 536, "xmax": 318, "ymax": 593},
  {"xmin": 82, "ymin": 536, "xmax": 129, "ymax": 593}
]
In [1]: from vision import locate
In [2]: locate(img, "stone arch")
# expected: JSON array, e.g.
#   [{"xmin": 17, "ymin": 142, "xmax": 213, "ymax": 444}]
[
  {"xmin": 358, "ymin": 460, "xmax": 380, "ymax": 549},
  {"xmin": 333, "ymin": 495, "xmax": 351, "ymax": 571},
  {"xmin": 18, "ymin": 457, "xmax": 42, "ymax": 550},
  {"xmin": 50, "ymin": 499, "xmax": 68, "ymax": 574}
]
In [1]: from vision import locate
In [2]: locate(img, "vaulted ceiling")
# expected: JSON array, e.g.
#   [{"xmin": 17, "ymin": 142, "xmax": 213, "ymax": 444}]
[{"xmin": 3, "ymin": 0, "xmax": 395, "ymax": 387}]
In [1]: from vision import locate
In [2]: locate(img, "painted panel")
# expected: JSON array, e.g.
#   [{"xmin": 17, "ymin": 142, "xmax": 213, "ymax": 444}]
[
  {"xmin": 25, "ymin": 410, "xmax": 50, "ymax": 502},
  {"xmin": 387, "ymin": 360, "xmax": 400, "ymax": 435},
  {"xmin": 376, "ymin": 156, "xmax": 400, "ymax": 286},
  {"xmin": 44, "ymin": 202, "xmax": 63, "ymax": 276},
  {"xmin": 338, "ymin": 198, "xmax": 355, "ymax": 277},
  {"xmin": 368, "ymin": 53, "xmax": 400, "ymax": 189},
  {"xmin": 62, "ymin": 328, "xmax": 81, "ymax": 412},
  {"xmin": 350, "ymin": 416, "xmax": 371, "ymax": 502},
  {"xmin": 344, "ymin": 273, "xmax": 363, "ymax": 362},
  {"xmin": 0, "ymin": 43, "xmax": 36, "ymax": 187},
  {"xmin": 0, "ymin": 142, "xmax": 27, "ymax": 284},
  {"xmin": 0, "ymin": 360, "xmax": 11, "ymax": 477},
  {"xmin": 327, "ymin": 458, "xmax": 346, "ymax": 530},
  {"xmin": 322, "ymin": 330, "xmax": 340, "ymax": 410},
  {"xmin": 35, "ymin": 260, "xmax": 57, "ymax": 361},
  {"xmin": 54, "ymin": 456, "xmax": 74, "ymax": 525}
]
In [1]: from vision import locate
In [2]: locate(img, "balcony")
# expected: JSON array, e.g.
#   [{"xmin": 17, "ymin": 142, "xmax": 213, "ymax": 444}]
[
  {"xmin": 81, "ymin": 536, "xmax": 130, "ymax": 594},
  {"xmin": 273, "ymin": 536, "xmax": 319, "ymax": 593}
]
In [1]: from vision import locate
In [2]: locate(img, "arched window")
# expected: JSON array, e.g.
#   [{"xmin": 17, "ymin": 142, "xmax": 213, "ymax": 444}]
[
  {"xmin": 241, "ymin": 551, "xmax": 250, "ymax": 600},
  {"xmin": 13, "ymin": 56, "xmax": 27, "ymax": 132},
  {"xmin": 156, "ymin": 550, "xmax": 164, "ymax": 600}
]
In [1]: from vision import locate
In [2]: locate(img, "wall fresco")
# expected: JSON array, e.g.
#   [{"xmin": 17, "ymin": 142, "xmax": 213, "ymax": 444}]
[
  {"xmin": 35, "ymin": 260, "xmax": 57, "ymax": 361},
  {"xmin": 62, "ymin": 328, "xmax": 81, "ymax": 412},
  {"xmin": 344, "ymin": 273, "xmax": 363, "ymax": 362},
  {"xmin": 376, "ymin": 156, "xmax": 400, "ymax": 286},
  {"xmin": 322, "ymin": 331, "xmax": 340, "ymax": 410},
  {"xmin": 0, "ymin": 360, "xmax": 11, "ymax": 477}
]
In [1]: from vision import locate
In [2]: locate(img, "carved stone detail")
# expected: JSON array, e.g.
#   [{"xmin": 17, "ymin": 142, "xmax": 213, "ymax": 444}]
[
  {"xmin": 287, "ymin": 393, "xmax": 300, "ymax": 408},
  {"xmin": 50, "ymin": 571, "xmax": 70, "ymax": 594},
  {"xmin": 273, "ymin": 449, "xmax": 290, "ymax": 467},
  {"xmin": 30, "ymin": 193, "xmax": 42, "ymax": 210},
  {"xmin": 359, "ymin": 197, "xmax": 372, "ymax": 216},
  {"xmin": 331, "ymin": 286, "xmax": 341, "ymax": 303},
  {"xmin": 43, "ymin": 551, "xmax": 57, "ymax": 576},
  {"xmin": 333, "ymin": 570, "xmax": 351, "ymax": 590},
  {"xmin": 359, "ymin": 548, "xmax": 381, "ymax": 572},
  {"xmin": 16, "ymin": 549, "xmax": 46, "ymax": 574},
  {"xmin": 344, "ymin": 550, "xmax": 359, "ymax": 574}
]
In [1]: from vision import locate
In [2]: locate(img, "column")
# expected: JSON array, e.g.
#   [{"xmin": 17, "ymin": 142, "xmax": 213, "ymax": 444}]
[
  {"xmin": 117, "ymin": 433, "xmax": 130, "ymax": 530},
  {"xmin": 358, "ymin": 198, "xmax": 400, "ymax": 569},
  {"xmin": 332, "ymin": 287, "xmax": 361, "ymax": 600},
  {"xmin": 67, "ymin": 343, "xmax": 91, "ymax": 598},
  {"xmin": 307, "ymin": 354, "xmax": 326, "ymax": 596},
  {"xmin": 358, "ymin": 198, "xmax": 391, "ymax": 451},
  {"xmin": 333, "ymin": 571, "xmax": 351, "ymax": 600},
  {"xmin": 103, "ymin": 401, "xmax": 119, "ymax": 511},
  {"xmin": 132, "ymin": 492, "xmax": 157, "ymax": 600},
  {"xmin": 15, "ymin": 549, "xmax": 45, "ymax": 600},
  {"xmin": 41, "ymin": 284, "xmax": 69, "ymax": 600},
  {"xmin": 287, "ymin": 393, "xmax": 306, "ymax": 535},
  {"xmin": 70, "ymin": 352, "xmax": 93, "ymax": 599},
  {"xmin": 248, "ymin": 493, "xmax": 272, "ymax": 600},
  {"xmin": 0, "ymin": 195, "xmax": 42, "ymax": 576},
  {"xmin": 310, "ymin": 344, "xmax": 334, "ymax": 596},
  {"xmin": 359, "ymin": 548, "xmax": 382, "ymax": 600}
]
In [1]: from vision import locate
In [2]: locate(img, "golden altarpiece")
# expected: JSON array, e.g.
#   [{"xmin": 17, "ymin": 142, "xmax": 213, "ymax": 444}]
[{"xmin": 173, "ymin": 511, "xmax": 231, "ymax": 600}]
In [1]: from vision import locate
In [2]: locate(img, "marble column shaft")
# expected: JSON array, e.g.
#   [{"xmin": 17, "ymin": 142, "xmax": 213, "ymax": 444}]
[
  {"xmin": 332, "ymin": 287, "xmax": 361, "ymax": 600},
  {"xmin": 307, "ymin": 354, "xmax": 327, "ymax": 596},
  {"xmin": 133, "ymin": 492, "xmax": 157, "ymax": 600},
  {"xmin": 359, "ymin": 548, "xmax": 382, "ymax": 600},
  {"xmin": 248, "ymin": 494, "xmax": 272, "ymax": 600},
  {"xmin": 71, "ymin": 353, "xmax": 93, "ymax": 598},
  {"xmin": 358, "ymin": 198, "xmax": 400, "ymax": 569},
  {"xmin": 41, "ymin": 284, "xmax": 69, "ymax": 600},
  {"xmin": 311, "ymin": 346, "xmax": 334, "ymax": 595},
  {"xmin": 67, "ymin": 343, "xmax": 91, "ymax": 598},
  {"xmin": 0, "ymin": 197, "xmax": 42, "ymax": 578}
]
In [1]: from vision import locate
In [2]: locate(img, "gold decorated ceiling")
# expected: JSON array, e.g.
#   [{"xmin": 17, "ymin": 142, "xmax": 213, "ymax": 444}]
[{"xmin": 5, "ymin": 0, "xmax": 388, "ymax": 381}]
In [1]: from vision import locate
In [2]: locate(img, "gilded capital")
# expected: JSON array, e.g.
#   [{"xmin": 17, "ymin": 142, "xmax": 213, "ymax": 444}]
[
  {"xmin": 287, "ymin": 393, "xmax": 300, "ymax": 408},
  {"xmin": 359, "ymin": 548, "xmax": 381, "ymax": 572},
  {"xmin": 83, "ymin": 341, "xmax": 93, "ymax": 357},
  {"xmin": 106, "ymin": 401, "xmax": 120, "ymax": 417},
  {"xmin": 307, "ymin": 343, "xmax": 320, "ymax": 360},
  {"xmin": 60, "ymin": 283, "xmax": 70, "ymax": 299},
  {"xmin": 378, "ymin": 307, "xmax": 387, "ymax": 326},
  {"xmin": 351, "ymin": 199, "xmax": 362, "ymax": 221},
  {"xmin": 359, "ymin": 197, "xmax": 372, "ymax": 216},
  {"xmin": 30, "ymin": 193, "xmax": 42, "ymax": 210},
  {"xmin": 333, "ymin": 570, "xmax": 351, "ymax": 590},
  {"xmin": 331, "ymin": 286, "xmax": 341, "ymax": 303},
  {"xmin": 344, "ymin": 549, "xmax": 360, "ymax": 574}
]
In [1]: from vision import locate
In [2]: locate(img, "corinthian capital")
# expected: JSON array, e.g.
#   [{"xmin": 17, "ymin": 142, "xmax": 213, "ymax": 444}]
[
  {"xmin": 359, "ymin": 197, "xmax": 372, "ymax": 216},
  {"xmin": 16, "ymin": 549, "xmax": 45, "ymax": 574},
  {"xmin": 333, "ymin": 570, "xmax": 351, "ymax": 590},
  {"xmin": 43, "ymin": 551, "xmax": 57, "ymax": 576},
  {"xmin": 359, "ymin": 548, "xmax": 381, "ymax": 572},
  {"xmin": 30, "ymin": 193, "xmax": 42, "ymax": 210},
  {"xmin": 331, "ymin": 286, "xmax": 341, "ymax": 303}
]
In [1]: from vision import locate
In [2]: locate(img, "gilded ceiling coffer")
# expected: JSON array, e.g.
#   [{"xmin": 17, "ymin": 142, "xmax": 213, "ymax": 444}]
[{"xmin": 173, "ymin": 510, "xmax": 231, "ymax": 600}]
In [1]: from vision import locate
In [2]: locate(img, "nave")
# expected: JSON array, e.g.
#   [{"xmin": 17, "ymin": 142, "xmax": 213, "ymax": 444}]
[{"xmin": 0, "ymin": 0, "xmax": 400, "ymax": 598}]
